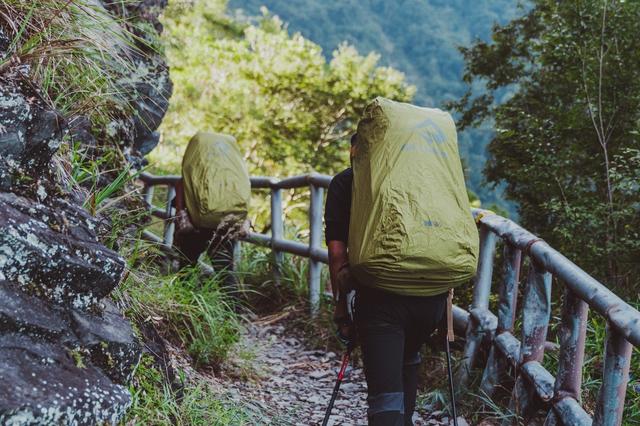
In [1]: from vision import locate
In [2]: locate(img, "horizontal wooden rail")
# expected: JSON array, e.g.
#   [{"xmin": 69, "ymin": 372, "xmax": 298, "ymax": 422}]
[{"xmin": 138, "ymin": 172, "xmax": 639, "ymax": 426}]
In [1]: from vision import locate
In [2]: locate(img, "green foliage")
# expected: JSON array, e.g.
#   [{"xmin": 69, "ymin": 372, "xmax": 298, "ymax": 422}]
[
  {"xmin": 154, "ymin": 0, "xmax": 414, "ymax": 176},
  {"xmin": 115, "ymin": 241, "xmax": 261, "ymax": 424},
  {"xmin": 228, "ymin": 0, "xmax": 525, "ymax": 211},
  {"xmin": 235, "ymin": 244, "xmax": 340, "ymax": 350},
  {"xmin": 81, "ymin": 164, "xmax": 142, "ymax": 215},
  {"xmin": 121, "ymin": 265, "xmax": 242, "ymax": 368},
  {"xmin": 453, "ymin": 0, "xmax": 640, "ymax": 294},
  {"xmin": 59, "ymin": 141, "xmax": 148, "ymax": 251},
  {"xmin": 236, "ymin": 243, "xmax": 313, "ymax": 309},
  {"xmin": 125, "ymin": 354, "xmax": 257, "ymax": 425},
  {"xmin": 229, "ymin": 0, "xmax": 521, "ymax": 105}
]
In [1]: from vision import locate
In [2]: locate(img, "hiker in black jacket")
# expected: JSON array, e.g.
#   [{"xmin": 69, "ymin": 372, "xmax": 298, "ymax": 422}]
[{"xmin": 325, "ymin": 134, "xmax": 447, "ymax": 426}]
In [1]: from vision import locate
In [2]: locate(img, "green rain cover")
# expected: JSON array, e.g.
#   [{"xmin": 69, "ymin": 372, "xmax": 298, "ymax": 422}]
[
  {"xmin": 181, "ymin": 132, "xmax": 250, "ymax": 229},
  {"xmin": 348, "ymin": 97, "xmax": 479, "ymax": 296}
]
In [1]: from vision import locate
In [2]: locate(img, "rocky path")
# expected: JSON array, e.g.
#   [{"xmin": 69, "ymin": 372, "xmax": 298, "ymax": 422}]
[{"xmin": 210, "ymin": 314, "xmax": 467, "ymax": 426}]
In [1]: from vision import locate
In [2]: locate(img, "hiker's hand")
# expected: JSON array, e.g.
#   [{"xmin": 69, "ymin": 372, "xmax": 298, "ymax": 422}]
[
  {"xmin": 336, "ymin": 322, "xmax": 354, "ymax": 347},
  {"xmin": 336, "ymin": 264, "xmax": 354, "ymax": 293},
  {"xmin": 334, "ymin": 316, "xmax": 354, "ymax": 347},
  {"xmin": 333, "ymin": 299, "xmax": 354, "ymax": 346}
]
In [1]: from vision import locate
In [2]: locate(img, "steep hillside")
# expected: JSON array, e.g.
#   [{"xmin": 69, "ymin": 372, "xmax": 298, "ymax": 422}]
[
  {"xmin": 230, "ymin": 0, "xmax": 521, "ymax": 104},
  {"xmin": 229, "ymin": 0, "xmax": 526, "ymax": 210}
]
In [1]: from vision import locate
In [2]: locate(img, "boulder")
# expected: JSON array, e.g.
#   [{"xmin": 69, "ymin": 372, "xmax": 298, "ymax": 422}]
[
  {"xmin": 71, "ymin": 301, "xmax": 141, "ymax": 385},
  {"xmin": 129, "ymin": 56, "xmax": 172, "ymax": 155},
  {"xmin": 0, "ymin": 194, "xmax": 138, "ymax": 424},
  {"xmin": 0, "ymin": 282, "xmax": 68, "ymax": 341},
  {"xmin": 99, "ymin": 0, "xmax": 173, "ymax": 160},
  {"xmin": 0, "ymin": 281, "xmax": 142, "ymax": 423},
  {"xmin": 0, "ymin": 0, "xmax": 171, "ymax": 423},
  {"xmin": 0, "ymin": 193, "xmax": 125, "ymax": 309},
  {"xmin": 0, "ymin": 79, "xmax": 64, "ymax": 191},
  {"xmin": 0, "ymin": 334, "xmax": 130, "ymax": 426}
]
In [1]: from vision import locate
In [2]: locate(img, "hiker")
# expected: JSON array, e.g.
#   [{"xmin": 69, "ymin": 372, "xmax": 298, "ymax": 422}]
[
  {"xmin": 325, "ymin": 98, "xmax": 479, "ymax": 425},
  {"xmin": 173, "ymin": 131, "xmax": 251, "ymax": 285}
]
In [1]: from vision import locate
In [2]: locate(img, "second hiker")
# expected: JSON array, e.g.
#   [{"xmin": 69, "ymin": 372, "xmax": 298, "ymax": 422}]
[{"xmin": 173, "ymin": 131, "xmax": 251, "ymax": 286}]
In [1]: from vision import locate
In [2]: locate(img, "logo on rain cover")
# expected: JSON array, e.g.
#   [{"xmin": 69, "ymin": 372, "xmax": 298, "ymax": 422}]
[
  {"xmin": 423, "ymin": 220, "xmax": 441, "ymax": 228},
  {"xmin": 401, "ymin": 118, "xmax": 448, "ymax": 157}
]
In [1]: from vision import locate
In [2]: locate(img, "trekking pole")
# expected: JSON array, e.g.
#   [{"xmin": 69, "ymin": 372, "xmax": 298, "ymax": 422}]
[
  {"xmin": 445, "ymin": 288, "xmax": 459, "ymax": 426},
  {"xmin": 321, "ymin": 343, "xmax": 353, "ymax": 426}
]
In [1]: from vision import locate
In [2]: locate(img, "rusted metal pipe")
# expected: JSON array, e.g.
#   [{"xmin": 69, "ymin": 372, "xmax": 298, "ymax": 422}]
[
  {"xmin": 163, "ymin": 185, "xmax": 176, "ymax": 246},
  {"xmin": 552, "ymin": 290, "xmax": 588, "ymax": 410},
  {"xmin": 143, "ymin": 183, "xmax": 154, "ymax": 207},
  {"xmin": 481, "ymin": 244, "xmax": 521, "ymax": 396},
  {"xmin": 472, "ymin": 227, "xmax": 498, "ymax": 311},
  {"xmin": 139, "ymin": 172, "xmax": 181, "ymax": 185},
  {"xmin": 506, "ymin": 262, "xmax": 552, "ymax": 424},
  {"xmin": 270, "ymin": 188, "xmax": 284, "ymax": 285},
  {"xmin": 473, "ymin": 210, "xmax": 640, "ymax": 347},
  {"xmin": 458, "ymin": 226, "xmax": 497, "ymax": 387}
]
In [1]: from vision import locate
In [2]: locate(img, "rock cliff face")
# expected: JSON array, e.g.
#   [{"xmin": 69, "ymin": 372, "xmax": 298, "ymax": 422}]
[{"xmin": 0, "ymin": 1, "xmax": 171, "ymax": 424}]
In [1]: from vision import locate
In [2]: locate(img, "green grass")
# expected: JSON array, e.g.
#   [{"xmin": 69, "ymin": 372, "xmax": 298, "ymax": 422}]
[
  {"xmin": 119, "ymin": 262, "xmax": 242, "ymax": 369},
  {"xmin": 124, "ymin": 354, "xmax": 259, "ymax": 426},
  {"xmin": 112, "ymin": 235, "xmax": 266, "ymax": 424},
  {"xmin": 0, "ymin": 0, "xmax": 138, "ymax": 122},
  {"xmin": 235, "ymin": 243, "xmax": 341, "ymax": 351}
]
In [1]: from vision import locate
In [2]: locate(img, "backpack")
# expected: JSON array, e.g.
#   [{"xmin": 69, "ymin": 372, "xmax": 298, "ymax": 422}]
[
  {"xmin": 348, "ymin": 97, "xmax": 479, "ymax": 296},
  {"xmin": 181, "ymin": 132, "xmax": 250, "ymax": 229}
]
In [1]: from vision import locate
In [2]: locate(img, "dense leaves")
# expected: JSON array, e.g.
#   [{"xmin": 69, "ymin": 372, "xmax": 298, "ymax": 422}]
[
  {"xmin": 155, "ymin": 1, "xmax": 414, "ymax": 176},
  {"xmin": 454, "ymin": 0, "xmax": 640, "ymax": 293}
]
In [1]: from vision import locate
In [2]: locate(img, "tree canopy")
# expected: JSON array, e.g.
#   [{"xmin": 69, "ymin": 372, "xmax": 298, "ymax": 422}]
[
  {"xmin": 454, "ymin": 0, "xmax": 640, "ymax": 293},
  {"xmin": 154, "ymin": 1, "xmax": 414, "ymax": 177}
]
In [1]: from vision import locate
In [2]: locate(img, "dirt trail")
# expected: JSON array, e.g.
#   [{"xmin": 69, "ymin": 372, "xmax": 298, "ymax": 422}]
[{"xmin": 208, "ymin": 315, "xmax": 466, "ymax": 426}]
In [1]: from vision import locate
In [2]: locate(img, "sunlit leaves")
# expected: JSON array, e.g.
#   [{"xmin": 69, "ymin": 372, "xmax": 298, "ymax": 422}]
[{"xmin": 153, "ymin": 1, "xmax": 414, "ymax": 177}]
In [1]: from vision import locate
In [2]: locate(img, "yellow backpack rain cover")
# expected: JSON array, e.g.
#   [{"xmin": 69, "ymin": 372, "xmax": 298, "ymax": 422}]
[
  {"xmin": 182, "ymin": 132, "xmax": 250, "ymax": 229},
  {"xmin": 348, "ymin": 97, "xmax": 479, "ymax": 296}
]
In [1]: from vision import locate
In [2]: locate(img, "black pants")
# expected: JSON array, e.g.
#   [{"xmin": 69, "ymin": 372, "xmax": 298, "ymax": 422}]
[{"xmin": 355, "ymin": 286, "xmax": 447, "ymax": 426}]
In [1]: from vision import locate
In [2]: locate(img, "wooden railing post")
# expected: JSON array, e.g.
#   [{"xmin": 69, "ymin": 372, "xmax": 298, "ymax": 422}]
[
  {"xmin": 480, "ymin": 244, "xmax": 521, "ymax": 396},
  {"xmin": 505, "ymin": 261, "xmax": 552, "ymax": 424},
  {"xmin": 270, "ymin": 187, "xmax": 284, "ymax": 285},
  {"xmin": 308, "ymin": 183, "xmax": 324, "ymax": 317},
  {"xmin": 593, "ymin": 324, "xmax": 632, "ymax": 426},
  {"xmin": 163, "ymin": 185, "xmax": 176, "ymax": 246},
  {"xmin": 459, "ymin": 226, "xmax": 497, "ymax": 386}
]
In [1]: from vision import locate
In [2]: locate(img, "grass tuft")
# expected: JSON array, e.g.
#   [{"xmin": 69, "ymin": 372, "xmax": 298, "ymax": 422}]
[
  {"xmin": 0, "ymin": 0, "xmax": 140, "ymax": 124},
  {"xmin": 125, "ymin": 354, "xmax": 258, "ymax": 426},
  {"xmin": 120, "ymin": 262, "xmax": 242, "ymax": 369}
]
